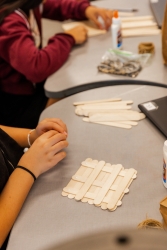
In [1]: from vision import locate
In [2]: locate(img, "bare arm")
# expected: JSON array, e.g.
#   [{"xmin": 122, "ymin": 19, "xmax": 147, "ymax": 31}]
[
  {"xmin": 0, "ymin": 118, "xmax": 67, "ymax": 148},
  {"xmin": 0, "ymin": 168, "xmax": 34, "ymax": 247},
  {"xmin": 0, "ymin": 126, "xmax": 30, "ymax": 148},
  {"xmin": 0, "ymin": 130, "xmax": 68, "ymax": 247}
]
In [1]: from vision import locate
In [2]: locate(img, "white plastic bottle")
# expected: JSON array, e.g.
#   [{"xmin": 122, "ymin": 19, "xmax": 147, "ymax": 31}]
[
  {"xmin": 111, "ymin": 10, "xmax": 123, "ymax": 49},
  {"xmin": 163, "ymin": 140, "xmax": 167, "ymax": 188}
]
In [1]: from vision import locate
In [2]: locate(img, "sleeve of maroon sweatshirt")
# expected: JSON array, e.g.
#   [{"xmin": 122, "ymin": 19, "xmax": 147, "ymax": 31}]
[
  {"xmin": 0, "ymin": 13, "xmax": 75, "ymax": 83},
  {"xmin": 42, "ymin": 0, "xmax": 90, "ymax": 21}
]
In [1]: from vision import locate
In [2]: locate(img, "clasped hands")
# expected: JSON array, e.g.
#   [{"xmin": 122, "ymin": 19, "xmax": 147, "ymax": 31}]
[
  {"xmin": 18, "ymin": 118, "xmax": 68, "ymax": 178},
  {"xmin": 65, "ymin": 6, "xmax": 113, "ymax": 44}
]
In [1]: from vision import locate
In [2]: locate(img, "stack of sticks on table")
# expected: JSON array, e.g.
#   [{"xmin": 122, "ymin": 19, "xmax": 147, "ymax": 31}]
[
  {"xmin": 62, "ymin": 15, "xmax": 161, "ymax": 38},
  {"xmin": 74, "ymin": 98, "xmax": 145, "ymax": 129}
]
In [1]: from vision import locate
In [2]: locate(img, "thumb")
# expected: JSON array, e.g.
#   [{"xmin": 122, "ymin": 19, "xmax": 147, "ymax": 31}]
[{"xmin": 90, "ymin": 15, "xmax": 103, "ymax": 29}]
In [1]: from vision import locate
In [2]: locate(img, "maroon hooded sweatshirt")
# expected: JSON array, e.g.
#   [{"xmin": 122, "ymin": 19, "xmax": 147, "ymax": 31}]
[{"xmin": 0, "ymin": 0, "xmax": 90, "ymax": 95}]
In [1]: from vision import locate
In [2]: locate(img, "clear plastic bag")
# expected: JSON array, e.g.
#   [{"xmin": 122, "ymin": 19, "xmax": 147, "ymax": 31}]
[{"xmin": 98, "ymin": 49, "xmax": 151, "ymax": 78}]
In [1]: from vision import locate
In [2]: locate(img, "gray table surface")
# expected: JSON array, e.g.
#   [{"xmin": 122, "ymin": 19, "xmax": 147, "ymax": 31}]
[
  {"xmin": 7, "ymin": 85, "xmax": 167, "ymax": 250},
  {"xmin": 44, "ymin": 0, "xmax": 167, "ymax": 98}
]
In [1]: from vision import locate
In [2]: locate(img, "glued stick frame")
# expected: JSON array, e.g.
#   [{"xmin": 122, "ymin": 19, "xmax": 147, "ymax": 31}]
[{"xmin": 62, "ymin": 159, "xmax": 137, "ymax": 211}]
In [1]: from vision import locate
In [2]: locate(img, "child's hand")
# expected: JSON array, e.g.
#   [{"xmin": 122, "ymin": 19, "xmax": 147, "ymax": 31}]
[
  {"xmin": 18, "ymin": 131, "xmax": 68, "ymax": 178},
  {"xmin": 85, "ymin": 6, "xmax": 113, "ymax": 30},
  {"xmin": 65, "ymin": 25, "xmax": 88, "ymax": 44},
  {"xmin": 30, "ymin": 118, "xmax": 68, "ymax": 144}
]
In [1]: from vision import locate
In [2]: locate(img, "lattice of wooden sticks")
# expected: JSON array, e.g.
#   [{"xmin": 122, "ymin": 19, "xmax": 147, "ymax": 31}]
[{"xmin": 62, "ymin": 158, "xmax": 137, "ymax": 211}]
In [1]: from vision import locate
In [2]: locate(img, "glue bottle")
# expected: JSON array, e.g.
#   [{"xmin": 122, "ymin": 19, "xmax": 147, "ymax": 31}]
[
  {"xmin": 111, "ymin": 10, "xmax": 123, "ymax": 49},
  {"xmin": 163, "ymin": 140, "xmax": 167, "ymax": 188}
]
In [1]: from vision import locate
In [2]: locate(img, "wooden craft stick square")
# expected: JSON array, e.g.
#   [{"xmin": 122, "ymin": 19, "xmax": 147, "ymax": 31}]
[{"xmin": 62, "ymin": 159, "xmax": 137, "ymax": 211}]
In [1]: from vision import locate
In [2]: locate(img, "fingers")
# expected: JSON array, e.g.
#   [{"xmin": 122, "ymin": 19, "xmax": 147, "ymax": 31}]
[
  {"xmin": 41, "ymin": 118, "xmax": 67, "ymax": 133},
  {"xmin": 50, "ymin": 139, "xmax": 68, "ymax": 156},
  {"xmin": 95, "ymin": 11, "xmax": 112, "ymax": 30},
  {"xmin": 38, "ymin": 130, "xmax": 66, "ymax": 142},
  {"xmin": 50, "ymin": 151, "xmax": 67, "ymax": 166},
  {"xmin": 41, "ymin": 120, "xmax": 67, "ymax": 135},
  {"xmin": 43, "ymin": 131, "xmax": 68, "ymax": 149},
  {"xmin": 65, "ymin": 25, "xmax": 88, "ymax": 45},
  {"xmin": 77, "ymin": 26, "xmax": 88, "ymax": 44},
  {"xmin": 36, "ymin": 118, "xmax": 68, "ymax": 140},
  {"xmin": 85, "ymin": 6, "xmax": 113, "ymax": 30},
  {"xmin": 35, "ymin": 131, "xmax": 68, "ymax": 156},
  {"xmin": 99, "ymin": 10, "xmax": 113, "ymax": 30},
  {"xmin": 19, "ymin": 131, "xmax": 68, "ymax": 177}
]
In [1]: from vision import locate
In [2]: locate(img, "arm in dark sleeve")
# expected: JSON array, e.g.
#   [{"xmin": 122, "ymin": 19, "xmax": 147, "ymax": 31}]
[
  {"xmin": 0, "ymin": 14, "xmax": 75, "ymax": 83},
  {"xmin": 42, "ymin": 0, "xmax": 90, "ymax": 21}
]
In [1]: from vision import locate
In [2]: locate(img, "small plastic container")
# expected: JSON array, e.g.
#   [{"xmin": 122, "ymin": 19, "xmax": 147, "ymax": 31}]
[
  {"xmin": 163, "ymin": 140, "xmax": 167, "ymax": 188},
  {"xmin": 111, "ymin": 10, "xmax": 123, "ymax": 49}
]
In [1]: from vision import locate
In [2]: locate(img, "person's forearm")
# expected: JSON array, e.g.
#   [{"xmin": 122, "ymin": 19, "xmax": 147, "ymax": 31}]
[
  {"xmin": 0, "ymin": 14, "xmax": 74, "ymax": 84},
  {"xmin": 43, "ymin": 0, "xmax": 90, "ymax": 21},
  {"xmin": 0, "ymin": 168, "xmax": 34, "ymax": 247},
  {"xmin": 0, "ymin": 126, "xmax": 30, "ymax": 148}
]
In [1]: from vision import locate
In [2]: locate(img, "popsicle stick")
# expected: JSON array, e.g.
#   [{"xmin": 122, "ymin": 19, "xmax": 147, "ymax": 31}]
[
  {"xmin": 81, "ymin": 105, "xmax": 131, "ymax": 110},
  {"xmin": 122, "ymin": 20, "xmax": 157, "ymax": 29},
  {"xmin": 84, "ymin": 192, "xmax": 97, "ymax": 200},
  {"xmin": 84, "ymin": 108, "xmax": 132, "ymax": 117},
  {"xmin": 88, "ymin": 199, "xmax": 94, "ymax": 205},
  {"xmin": 73, "ymin": 98, "xmax": 122, "ymax": 106},
  {"xmin": 62, "ymin": 191, "xmax": 68, "ymax": 197},
  {"xmin": 118, "ymin": 121, "xmax": 138, "ymax": 126},
  {"xmin": 80, "ymin": 109, "xmax": 131, "ymax": 117},
  {"xmin": 72, "ymin": 175, "xmax": 88, "ymax": 183},
  {"xmin": 122, "ymin": 27, "xmax": 160, "ymax": 37},
  {"xmin": 101, "ymin": 203, "xmax": 108, "ymax": 210},
  {"xmin": 68, "ymin": 194, "xmax": 75, "ymax": 199},
  {"xmin": 80, "ymin": 100, "xmax": 133, "ymax": 106},
  {"xmin": 63, "ymin": 159, "xmax": 93, "ymax": 194},
  {"xmin": 81, "ymin": 197, "xmax": 88, "ymax": 203},
  {"xmin": 88, "ymin": 110, "xmax": 140, "ymax": 115},
  {"xmin": 89, "ymin": 109, "xmax": 141, "ymax": 114},
  {"xmin": 81, "ymin": 159, "xmax": 98, "ymax": 168},
  {"xmin": 121, "ymin": 15, "xmax": 153, "ymax": 22},
  {"xmin": 73, "ymin": 161, "xmax": 95, "ymax": 182},
  {"xmin": 103, "ymin": 189, "xmax": 115, "ymax": 203},
  {"xmin": 63, "ymin": 187, "xmax": 79, "ymax": 195},
  {"xmin": 89, "ymin": 113, "xmax": 142, "ymax": 122},
  {"xmin": 107, "ymin": 168, "xmax": 136, "ymax": 210},
  {"xmin": 75, "ymin": 161, "xmax": 105, "ymax": 201},
  {"xmin": 97, "ymin": 121, "xmax": 132, "ymax": 129},
  {"xmin": 139, "ymin": 113, "xmax": 146, "ymax": 120},
  {"xmin": 102, "ymin": 164, "xmax": 114, "ymax": 173},
  {"xmin": 94, "ymin": 164, "xmax": 123, "ymax": 205},
  {"xmin": 62, "ymin": 21, "xmax": 106, "ymax": 37},
  {"xmin": 83, "ymin": 118, "xmax": 132, "ymax": 129},
  {"xmin": 75, "ymin": 107, "xmax": 84, "ymax": 116},
  {"xmin": 77, "ymin": 109, "xmax": 142, "ymax": 117}
]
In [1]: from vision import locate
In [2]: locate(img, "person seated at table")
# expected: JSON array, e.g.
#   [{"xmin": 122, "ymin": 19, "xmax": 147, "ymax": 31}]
[
  {"xmin": 0, "ymin": 118, "xmax": 68, "ymax": 250},
  {"xmin": 0, "ymin": 0, "xmax": 113, "ymax": 129}
]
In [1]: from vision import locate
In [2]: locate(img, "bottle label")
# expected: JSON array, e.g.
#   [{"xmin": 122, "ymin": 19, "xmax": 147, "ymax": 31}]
[
  {"xmin": 117, "ymin": 30, "xmax": 122, "ymax": 48},
  {"xmin": 163, "ymin": 158, "xmax": 166, "ymax": 183}
]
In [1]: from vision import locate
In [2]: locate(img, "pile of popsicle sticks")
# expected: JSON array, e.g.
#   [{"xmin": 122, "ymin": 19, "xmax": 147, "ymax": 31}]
[
  {"xmin": 121, "ymin": 15, "xmax": 161, "ymax": 37},
  {"xmin": 62, "ymin": 15, "xmax": 160, "ymax": 38},
  {"xmin": 74, "ymin": 98, "xmax": 145, "ymax": 129},
  {"xmin": 62, "ymin": 158, "xmax": 137, "ymax": 211}
]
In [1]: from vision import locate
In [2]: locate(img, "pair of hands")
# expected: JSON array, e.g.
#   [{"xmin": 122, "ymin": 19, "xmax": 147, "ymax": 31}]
[
  {"xmin": 65, "ymin": 6, "xmax": 113, "ymax": 44},
  {"xmin": 18, "ymin": 118, "xmax": 68, "ymax": 178}
]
